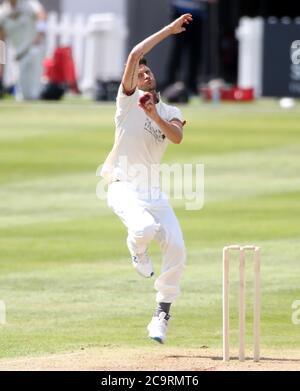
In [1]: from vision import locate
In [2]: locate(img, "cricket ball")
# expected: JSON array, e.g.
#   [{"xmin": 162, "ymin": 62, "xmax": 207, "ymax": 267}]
[{"xmin": 139, "ymin": 93, "xmax": 152, "ymax": 106}]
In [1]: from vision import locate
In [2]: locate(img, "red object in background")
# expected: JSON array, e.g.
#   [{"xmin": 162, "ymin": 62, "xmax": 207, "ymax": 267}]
[
  {"xmin": 201, "ymin": 86, "xmax": 255, "ymax": 102},
  {"xmin": 43, "ymin": 47, "xmax": 80, "ymax": 93}
]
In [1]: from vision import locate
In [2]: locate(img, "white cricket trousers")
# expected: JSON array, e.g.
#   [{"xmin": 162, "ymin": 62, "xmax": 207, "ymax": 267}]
[
  {"xmin": 17, "ymin": 45, "xmax": 44, "ymax": 100},
  {"xmin": 107, "ymin": 181, "xmax": 186, "ymax": 304}
]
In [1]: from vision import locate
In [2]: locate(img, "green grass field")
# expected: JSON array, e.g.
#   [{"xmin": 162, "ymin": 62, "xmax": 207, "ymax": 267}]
[{"xmin": 0, "ymin": 98, "xmax": 300, "ymax": 361}]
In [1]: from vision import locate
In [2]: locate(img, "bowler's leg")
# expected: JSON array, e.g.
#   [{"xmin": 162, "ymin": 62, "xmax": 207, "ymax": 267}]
[
  {"xmin": 107, "ymin": 182, "xmax": 160, "ymax": 277},
  {"xmin": 147, "ymin": 201, "xmax": 186, "ymax": 343},
  {"xmin": 153, "ymin": 203, "xmax": 186, "ymax": 304}
]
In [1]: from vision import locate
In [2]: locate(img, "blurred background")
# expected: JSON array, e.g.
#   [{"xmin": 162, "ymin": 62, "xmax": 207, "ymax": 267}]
[{"xmin": 1, "ymin": 0, "xmax": 300, "ymax": 104}]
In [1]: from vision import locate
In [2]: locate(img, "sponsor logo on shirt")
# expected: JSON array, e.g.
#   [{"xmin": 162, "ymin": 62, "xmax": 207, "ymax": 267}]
[{"xmin": 144, "ymin": 117, "xmax": 166, "ymax": 143}]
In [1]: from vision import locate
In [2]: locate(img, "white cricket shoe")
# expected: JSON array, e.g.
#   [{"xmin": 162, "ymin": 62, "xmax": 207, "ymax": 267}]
[
  {"xmin": 131, "ymin": 251, "xmax": 154, "ymax": 278},
  {"xmin": 147, "ymin": 312, "xmax": 170, "ymax": 344}
]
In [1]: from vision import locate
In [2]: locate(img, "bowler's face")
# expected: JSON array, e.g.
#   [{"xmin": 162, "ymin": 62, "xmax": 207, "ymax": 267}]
[{"xmin": 137, "ymin": 65, "xmax": 157, "ymax": 92}]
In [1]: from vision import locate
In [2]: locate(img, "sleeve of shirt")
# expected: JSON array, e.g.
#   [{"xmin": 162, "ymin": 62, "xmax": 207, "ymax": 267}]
[
  {"xmin": 167, "ymin": 105, "xmax": 184, "ymax": 123},
  {"xmin": 116, "ymin": 84, "xmax": 140, "ymax": 112}
]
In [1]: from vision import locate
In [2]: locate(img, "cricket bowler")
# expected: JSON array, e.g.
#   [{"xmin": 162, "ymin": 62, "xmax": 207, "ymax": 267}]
[{"xmin": 101, "ymin": 14, "xmax": 192, "ymax": 344}]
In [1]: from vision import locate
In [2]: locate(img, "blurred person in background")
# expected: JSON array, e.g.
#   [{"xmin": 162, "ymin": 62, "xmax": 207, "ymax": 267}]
[
  {"xmin": 0, "ymin": 0, "xmax": 47, "ymax": 100},
  {"xmin": 165, "ymin": 0, "xmax": 217, "ymax": 96}
]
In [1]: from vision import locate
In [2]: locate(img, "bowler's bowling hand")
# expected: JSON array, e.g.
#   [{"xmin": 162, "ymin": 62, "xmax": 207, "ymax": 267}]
[
  {"xmin": 168, "ymin": 14, "xmax": 193, "ymax": 35},
  {"xmin": 139, "ymin": 93, "xmax": 159, "ymax": 121}
]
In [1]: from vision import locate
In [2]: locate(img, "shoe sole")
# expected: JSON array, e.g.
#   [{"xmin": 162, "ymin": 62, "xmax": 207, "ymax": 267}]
[
  {"xmin": 132, "ymin": 259, "xmax": 154, "ymax": 278},
  {"xmin": 135, "ymin": 269, "xmax": 154, "ymax": 279},
  {"xmin": 149, "ymin": 336, "xmax": 164, "ymax": 344},
  {"xmin": 147, "ymin": 326, "xmax": 165, "ymax": 344}
]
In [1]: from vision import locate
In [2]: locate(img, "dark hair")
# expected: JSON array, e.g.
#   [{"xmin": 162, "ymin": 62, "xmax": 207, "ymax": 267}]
[
  {"xmin": 124, "ymin": 57, "xmax": 148, "ymax": 69},
  {"xmin": 139, "ymin": 57, "xmax": 147, "ymax": 66}
]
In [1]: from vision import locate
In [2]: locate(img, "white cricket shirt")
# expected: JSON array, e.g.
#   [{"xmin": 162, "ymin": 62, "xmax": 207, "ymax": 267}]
[{"xmin": 101, "ymin": 86, "xmax": 183, "ymax": 189}]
